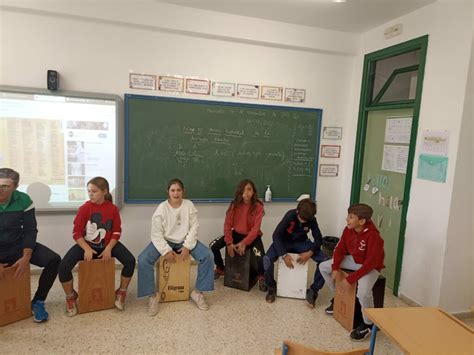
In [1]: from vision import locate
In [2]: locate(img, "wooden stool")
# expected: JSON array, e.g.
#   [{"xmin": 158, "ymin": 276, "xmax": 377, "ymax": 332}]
[
  {"xmin": 78, "ymin": 258, "xmax": 115, "ymax": 314},
  {"xmin": 333, "ymin": 270, "xmax": 386, "ymax": 331},
  {"xmin": 224, "ymin": 247, "xmax": 259, "ymax": 291},
  {"xmin": 0, "ymin": 266, "xmax": 31, "ymax": 326},
  {"xmin": 276, "ymin": 253, "xmax": 309, "ymax": 299},
  {"xmin": 157, "ymin": 255, "xmax": 190, "ymax": 302}
]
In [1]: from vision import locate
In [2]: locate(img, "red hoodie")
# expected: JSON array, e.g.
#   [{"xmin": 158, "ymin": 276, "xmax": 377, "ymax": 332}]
[{"xmin": 332, "ymin": 220, "xmax": 385, "ymax": 284}]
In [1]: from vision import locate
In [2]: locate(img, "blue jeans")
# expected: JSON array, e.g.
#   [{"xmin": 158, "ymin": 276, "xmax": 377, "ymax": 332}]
[
  {"xmin": 263, "ymin": 239, "xmax": 328, "ymax": 292},
  {"xmin": 137, "ymin": 240, "xmax": 214, "ymax": 298}
]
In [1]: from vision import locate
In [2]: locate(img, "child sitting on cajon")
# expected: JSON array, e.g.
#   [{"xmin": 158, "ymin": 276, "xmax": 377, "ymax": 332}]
[{"xmin": 319, "ymin": 203, "xmax": 385, "ymax": 341}]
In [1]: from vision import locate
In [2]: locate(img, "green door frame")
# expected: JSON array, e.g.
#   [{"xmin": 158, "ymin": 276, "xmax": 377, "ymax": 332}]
[{"xmin": 350, "ymin": 35, "xmax": 429, "ymax": 295}]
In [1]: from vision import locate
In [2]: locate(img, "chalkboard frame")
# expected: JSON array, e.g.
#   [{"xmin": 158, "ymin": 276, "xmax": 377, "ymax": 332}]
[{"xmin": 124, "ymin": 94, "xmax": 322, "ymax": 203}]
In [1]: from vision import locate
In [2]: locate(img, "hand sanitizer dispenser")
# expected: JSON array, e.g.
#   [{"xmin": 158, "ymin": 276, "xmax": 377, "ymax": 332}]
[{"xmin": 265, "ymin": 185, "xmax": 272, "ymax": 202}]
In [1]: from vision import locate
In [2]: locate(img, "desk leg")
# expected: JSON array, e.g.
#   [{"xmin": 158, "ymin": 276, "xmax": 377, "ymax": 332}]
[{"xmin": 366, "ymin": 324, "xmax": 378, "ymax": 355}]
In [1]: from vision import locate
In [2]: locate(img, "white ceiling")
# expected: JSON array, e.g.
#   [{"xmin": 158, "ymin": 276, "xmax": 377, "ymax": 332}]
[{"xmin": 156, "ymin": 0, "xmax": 436, "ymax": 33}]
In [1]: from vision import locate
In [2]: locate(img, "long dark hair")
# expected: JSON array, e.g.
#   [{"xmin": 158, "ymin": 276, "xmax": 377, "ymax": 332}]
[
  {"xmin": 230, "ymin": 179, "xmax": 262, "ymax": 213},
  {"xmin": 87, "ymin": 177, "xmax": 113, "ymax": 202}
]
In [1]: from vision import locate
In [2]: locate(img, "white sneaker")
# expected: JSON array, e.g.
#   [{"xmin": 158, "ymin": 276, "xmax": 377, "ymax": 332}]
[
  {"xmin": 190, "ymin": 290, "xmax": 209, "ymax": 311},
  {"xmin": 65, "ymin": 291, "xmax": 78, "ymax": 317},
  {"xmin": 148, "ymin": 295, "xmax": 159, "ymax": 317}
]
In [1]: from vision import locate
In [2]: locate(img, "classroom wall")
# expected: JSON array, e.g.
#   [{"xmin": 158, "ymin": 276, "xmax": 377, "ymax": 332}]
[
  {"xmin": 439, "ymin": 33, "xmax": 474, "ymax": 313},
  {"xmin": 0, "ymin": 1, "xmax": 359, "ymax": 259},
  {"xmin": 1, "ymin": 0, "xmax": 472, "ymax": 313},
  {"xmin": 356, "ymin": 0, "xmax": 473, "ymax": 311}
]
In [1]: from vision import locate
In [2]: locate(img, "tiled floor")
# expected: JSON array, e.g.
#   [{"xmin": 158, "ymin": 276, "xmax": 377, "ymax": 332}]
[{"xmin": 0, "ymin": 264, "xmax": 451, "ymax": 354}]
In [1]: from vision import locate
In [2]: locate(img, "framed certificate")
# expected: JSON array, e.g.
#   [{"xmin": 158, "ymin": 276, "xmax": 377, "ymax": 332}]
[
  {"xmin": 323, "ymin": 127, "xmax": 343, "ymax": 140},
  {"xmin": 321, "ymin": 145, "xmax": 341, "ymax": 158},
  {"xmin": 185, "ymin": 78, "xmax": 211, "ymax": 95},
  {"xmin": 319, "ymin": 164, "xmax": 339, "ymax": 177},
  {"xmin": 261, "ymin": 86, "xmax": 283, "ymax": 101},
  {"xmin": 212, "ymin": 82, "xmax": 236, "ymax": 97},
  {"xmin": 129, "ymin": 73, "xmax": 156, "ymax": 90},
  {"xmin": 158, "ymin": 76, "xmax": 184, "ymax": 92},
  {"xmin": 284, "ymin": 88, "xmax": 306, "ymax": 103},
  {"xmin": 237, "ymin": 84, "xmax": 259, "ymax": 99}
]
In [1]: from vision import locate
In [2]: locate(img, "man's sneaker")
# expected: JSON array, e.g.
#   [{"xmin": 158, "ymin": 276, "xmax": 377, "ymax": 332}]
[
  {"xmin": 350, "ymin": 322, "xmax": 372, "ymax": 341},
  {"xmin": 305, "ymin": 288, "xmax": 318, "ymax": 309},
  {"xmin": 65, "ymin": 291, "xmax": 78, "ymax": 317},
  {"xmin": 115, "ymin": 289, "xmax": 127, "ymax": 311},
  {"xmin": 190, "ymin": 290, "xmax": 209, "ymax": 311},
  {"xmin": 31, "ymin": 300, "xmax": 49, "ymax": 323},
  {"xmin": 265, "ymin": 287, "xmax": 276, "ymax": 303},
  {"xmin": 258, "ymin": 276, "xmax": 268, "ymax": 292},
  {"xmin": 214, "ymin": 267, "xmax": 225, "ymax": 280},
  {"xmin": 325, "ymin": 298, "xmax": 334, "ymax": 314},
  {"xmin": 148, "ymin": 295, "xmax": 159, "ymax": 317}
]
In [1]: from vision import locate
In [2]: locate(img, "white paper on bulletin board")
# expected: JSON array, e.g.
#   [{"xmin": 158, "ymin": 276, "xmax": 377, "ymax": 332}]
[
  {"xmin": 382, "ymin": 145, "xmax": 409, "ymax": 174},
  {"xmin": 384, "ymin": 117, "xmax": 412, "ymax": 144},
  {"xmin": 421, "ymin": 130, "xmax": 449, "ymax": 156}
]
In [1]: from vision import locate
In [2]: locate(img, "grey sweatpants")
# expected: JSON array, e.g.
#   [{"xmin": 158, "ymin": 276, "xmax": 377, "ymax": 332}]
[{"xmin": 319, "ymin": 255, "xmax": 380, "ymax": 325}]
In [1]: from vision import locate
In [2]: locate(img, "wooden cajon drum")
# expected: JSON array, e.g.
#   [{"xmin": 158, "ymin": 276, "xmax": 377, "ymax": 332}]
[
  {"xmin": 336, "ymin": 269, "xmax": 386, "ymax": 330},
  {"xmin": 223, "ymin": 247, "xmax": 259, "ymax": 291},
  {"xmin": 333, "ymin": 270, "xmax": 357, "ymax": 331},
  {"xmin": 157, "ymin": 255, "xmax": 190, "ymax": 302},
  {"xmin": 276, "ymin": 253, "xmax": 309, "ymax": 299},
  {"xmin": 0, "ymin": 266, "xmax": 31, "ymax": 326},
  {"xmin": 78, "ymin": 258, "xmax": 115, "ymax": 314}
]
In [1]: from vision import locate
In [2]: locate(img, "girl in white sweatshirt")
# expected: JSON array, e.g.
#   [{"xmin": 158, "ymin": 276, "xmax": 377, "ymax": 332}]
[{"xmin": 137, "ymin": 178, "xmax": 214, "ymax": 316}]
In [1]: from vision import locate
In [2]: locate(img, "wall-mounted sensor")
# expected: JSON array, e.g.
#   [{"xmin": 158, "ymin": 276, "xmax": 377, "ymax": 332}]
[{"xmin": 47, "ymin": 70, "xmax": 59, "ymax": 90}]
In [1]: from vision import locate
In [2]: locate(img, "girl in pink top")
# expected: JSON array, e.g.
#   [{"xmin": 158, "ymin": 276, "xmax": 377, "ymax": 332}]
[{"xmin": 209, "ymin": 179, "xmax": 267, "ymax": 291}]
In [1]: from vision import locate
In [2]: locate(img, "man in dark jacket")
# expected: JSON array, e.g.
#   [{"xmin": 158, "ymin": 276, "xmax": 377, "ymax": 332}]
[{"xmin": 0, "ymin": 168, "xmax": 61, "ymax": 322}]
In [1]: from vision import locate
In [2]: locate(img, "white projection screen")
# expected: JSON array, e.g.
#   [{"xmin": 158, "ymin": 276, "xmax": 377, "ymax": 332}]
[{"xmin": 0, "ymin": 86, "xmax": 122, "ymax": 211}]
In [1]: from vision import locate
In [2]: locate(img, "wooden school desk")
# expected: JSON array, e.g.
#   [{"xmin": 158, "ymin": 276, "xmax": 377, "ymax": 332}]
[{"xmin": 365, "ymin": 307, "xmax": 474, "ymax": 355}]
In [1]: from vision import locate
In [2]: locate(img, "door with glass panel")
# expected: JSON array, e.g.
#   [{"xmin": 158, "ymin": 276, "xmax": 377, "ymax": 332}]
[{"xmin": 351, "ymin": 36, "xmax": 428, "ymax": 293}]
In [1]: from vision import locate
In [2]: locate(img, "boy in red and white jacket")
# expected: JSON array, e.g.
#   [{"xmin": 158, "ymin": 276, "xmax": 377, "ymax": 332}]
[{"xmin": 319, "ymin": 203, "xmax": 384, "ymax": 342}]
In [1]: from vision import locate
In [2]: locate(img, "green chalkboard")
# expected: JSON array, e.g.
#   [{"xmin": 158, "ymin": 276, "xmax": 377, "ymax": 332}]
[{"xmin": 125, "ymin": 94, "xmax": 321, "ymax": 202}]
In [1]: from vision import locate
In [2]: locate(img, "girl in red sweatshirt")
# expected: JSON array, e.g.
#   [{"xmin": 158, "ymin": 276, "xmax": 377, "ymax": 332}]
[{"xmin": 209, "ymin": 179, "xmax": 267, "ymax": 291}]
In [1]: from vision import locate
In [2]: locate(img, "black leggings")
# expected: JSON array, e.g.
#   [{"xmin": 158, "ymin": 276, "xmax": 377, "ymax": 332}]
[
  {"xmin": 209, "ymin": 231, "xmax": 265, "ymax": 275},
  {"xmin": 58, "ymin": 242, "xmax": 135, "ymax": 283}
]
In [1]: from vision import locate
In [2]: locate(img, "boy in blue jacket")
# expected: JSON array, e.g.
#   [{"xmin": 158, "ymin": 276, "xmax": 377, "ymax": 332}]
[{"xmin": 263, "ymin": 198, "xmax": 327, "ymax": 306}]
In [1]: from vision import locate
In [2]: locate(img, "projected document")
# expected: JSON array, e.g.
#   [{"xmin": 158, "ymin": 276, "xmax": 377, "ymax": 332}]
[{"xmin": 0, "ymin": 91, "xmax": 118, "ymax": 210}]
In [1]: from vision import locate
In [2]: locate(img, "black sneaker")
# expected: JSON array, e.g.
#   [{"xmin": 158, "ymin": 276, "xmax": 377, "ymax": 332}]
[
  {"xmin": 305, "ymin": 288, "xmax": 318, "ymax": 308},
  {"xmin": 265, "ymin": 287, "xmax": 276, "ymax": 303},
  {"xmin": 350, "ymin": 322, "xmax": 372, "ymax": 341},
  {"xmin": 325, "ymin": 298, "xmax": 334, "ymax": 314},
  {"xmin": 258, "ymin": 276, "xmax": 267, "ymax": 292}
]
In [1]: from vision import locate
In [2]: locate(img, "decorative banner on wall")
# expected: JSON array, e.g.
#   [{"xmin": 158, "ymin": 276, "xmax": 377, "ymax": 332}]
[
  {"xmin": 185, "ymin": 78, "xmax": 211, "ymax": 95},
  {"xmin": 319, "ymin": 164, "xmax": 339, "ymax": 177},
  {"xmin": 212, "ymin": 82, "xmax": 236, "ymax": 97},
  {"xmin": 158, "ymin": 76, "xmax": 184, "ymax": 93},
  {"xmin": 261, "ymin": 86, "xmax": 283, "ymax": 101},
  {"xmin": 237, "ymin": 84, "xmax": 260, "ymax": 99},
  {"xmin": 129, "ymin": 73, "xmax": 156, "ymax": 90},
  {"xmin": 417, "ymin": 154, "xmax": 448, "ymax": 183},
  {"xmin": 285, "ymin": 88, "xmax": 306, "ymax": 103},
  {"xmin": 322, "ymin": 127, "xmax": 343, "ymax": 140},
  {"xmin": 321, "ymin": 145, "xmax": 341, "ymax": 158}
]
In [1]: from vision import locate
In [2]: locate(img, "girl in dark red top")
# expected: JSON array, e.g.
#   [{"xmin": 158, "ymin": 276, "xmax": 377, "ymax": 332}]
[
  {"xmin": 209, "ymin": 179, "xmax": 267, "ymax": 291},
  {"xmin": 57, "ymin": 177, "xmax": 135, "ymax": 317}
]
